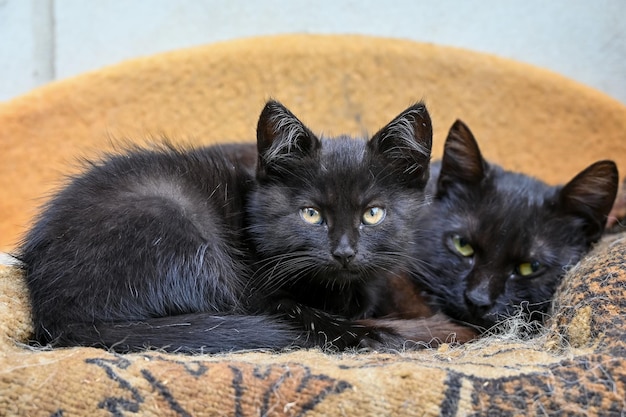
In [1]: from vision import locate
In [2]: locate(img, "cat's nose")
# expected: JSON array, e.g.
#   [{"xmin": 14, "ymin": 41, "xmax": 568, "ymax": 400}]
[
  {"xmin": 464, "ymin": 284, "xmax": 493, "ymax": 311},
  {"xmin": 332, "ymin": 235, "xmax": 356, "ymax": 267},
  {"xmin": 333, "ymin": 248, "xmax": 355, "ymax": 267}
]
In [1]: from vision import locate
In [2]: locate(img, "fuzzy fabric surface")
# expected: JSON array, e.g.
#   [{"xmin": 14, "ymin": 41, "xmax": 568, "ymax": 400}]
[
  {"xmin": 1, "ymin": 34, "xmax": 626, "ymax": 251},
  {"xmin": 2, "ymin": 235, "xmax": 626, "ymax": 416},
  {"xmin": 1, "ymin": 34, "xmax": 626, "ymax": 416}
]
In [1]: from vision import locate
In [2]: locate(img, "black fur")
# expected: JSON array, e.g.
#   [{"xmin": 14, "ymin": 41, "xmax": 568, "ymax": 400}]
[
  {"xmin": 248, "ymin": 101, "xmax": 431, "ymax": 320},
  {"xmin": 19, "ymin": 100, "xmax": 438, "ymax": 353},
  {"xmin": 411, "ymin": 120, "xmax": 619, "ymax": 331}
]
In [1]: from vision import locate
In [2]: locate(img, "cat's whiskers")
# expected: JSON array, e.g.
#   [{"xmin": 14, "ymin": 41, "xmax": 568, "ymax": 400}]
[
  {"xmin": 248, "ymin": 251, "xmax": 322, "ymax": 295},
  {"xmin": 372, "ymin": 250, "xmax": 423, "ymax": 274},
  {"xmin": 253, "ymin": 261, "xmax": 310, "ymax": 293}
]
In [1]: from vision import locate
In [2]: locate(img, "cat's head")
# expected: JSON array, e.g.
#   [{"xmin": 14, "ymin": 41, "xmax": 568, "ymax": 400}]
[
  {"xmin": 416, "ymin": 119, "xmax": 618, "ymax": 329},
  {"xmin": 248, "ymin": 100, "xmax": 432, "ymax": 312}
]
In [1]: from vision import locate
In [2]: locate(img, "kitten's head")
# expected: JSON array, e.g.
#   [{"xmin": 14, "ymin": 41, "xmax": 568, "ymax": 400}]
[
  {"xmin": 248, "ymin": 100, "xmax": 432, "ymax": 315},
  {"xmin": 416, "ymin": 120, "xmax": 618, "ymax": 329}
]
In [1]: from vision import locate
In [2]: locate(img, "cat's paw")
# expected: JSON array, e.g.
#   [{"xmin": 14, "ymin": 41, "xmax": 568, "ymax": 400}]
[
  {"xmin": 358, "ymin": 314, "xmax": 479, "ymax": 350},
  {"xmin": 270, "ymin": 298, "xmax": 384, "ymax": 350}
]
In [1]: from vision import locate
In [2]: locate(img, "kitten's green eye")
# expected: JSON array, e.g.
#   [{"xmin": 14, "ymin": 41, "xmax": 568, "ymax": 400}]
[
  {"xmin": 452, "ymin": 235, "xmax": 474, "ymax": 257},
  {"xmin": 362, "ymin": 207, "xmax": 386, "ymax": 225},
  {"xmin": 300, "ymin": 207, "xmax": 323, "ymax": 225},
  {"xmin": 516, "ymin": 261, "xmax": 542, "ymax": 277}
]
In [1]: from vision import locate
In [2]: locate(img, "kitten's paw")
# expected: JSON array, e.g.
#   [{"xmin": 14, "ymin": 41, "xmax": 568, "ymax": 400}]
[
  {"xmin": 358, "ymin": 314, "xmax": 479, "ymax": 350},
  {"xmin": 270, "ymin": 298, "xmax": 391, "ymax": 350}
]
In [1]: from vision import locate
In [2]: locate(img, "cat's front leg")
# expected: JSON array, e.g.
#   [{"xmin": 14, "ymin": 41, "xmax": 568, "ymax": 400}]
[
  {"xmin": 270, "ymin": 298, "xmax": 387, "ymax": 350},
  {"xmin": 356, "ymin": 313, "xmax": 479, "ymax": 350}
]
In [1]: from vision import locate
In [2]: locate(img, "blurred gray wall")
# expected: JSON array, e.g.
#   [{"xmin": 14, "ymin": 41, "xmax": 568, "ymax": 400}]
[{"xmin": 1, "ymin": 0, "xmax": 625, "ymax": 104}]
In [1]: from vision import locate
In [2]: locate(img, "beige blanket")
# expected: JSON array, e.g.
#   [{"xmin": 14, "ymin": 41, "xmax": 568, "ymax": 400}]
[{"xmin": 2, "ymin": 233, "xmax": 626, "ymax": 415}]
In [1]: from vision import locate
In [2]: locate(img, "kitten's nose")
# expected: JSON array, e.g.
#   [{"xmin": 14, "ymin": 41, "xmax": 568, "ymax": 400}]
[
  {"xmin": 464, "ymin": 284, "xmax": 493, "ymax": 311},
  {"xmin": 332, "ymin": 235, "xmax": 356, "ymax": 267}
]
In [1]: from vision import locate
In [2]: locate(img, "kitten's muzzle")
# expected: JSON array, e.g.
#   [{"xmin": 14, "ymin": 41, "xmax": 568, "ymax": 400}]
[
  {"xmin": 331, "ymin": 234, "xmax": 357, "ymax": 268},
  {"xmin": 464, "ymin": 284, "xmax": 494, "ymax": 317},
  {"xmin": 332, "ymin": 246, "xmax": 356, "ymax": 268}
]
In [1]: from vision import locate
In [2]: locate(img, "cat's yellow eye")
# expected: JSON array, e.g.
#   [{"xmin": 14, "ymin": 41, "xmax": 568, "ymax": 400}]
[
  {"xmin": 362, "ymin": 207, "xmax": 386, "ymax": 226},
  {"xmin": 516, "ymin": 261, "xmax": 542, "ymax": 277},
  {"xmin": 300, "ymin": 207, "xmax": 323, "ymax": 225},
  {"xmin": 452, "ymin": 235, "xmax": 474, "ymax": 257}
]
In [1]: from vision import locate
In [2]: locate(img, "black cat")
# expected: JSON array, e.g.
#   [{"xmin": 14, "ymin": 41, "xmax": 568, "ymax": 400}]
[
  {"xmin": 19, "ymin": 100, "xmax": 473, "ymax": 353},
  {"xmin": 409, "ymin": 119, "xmax": 618, "ymax": 331}
]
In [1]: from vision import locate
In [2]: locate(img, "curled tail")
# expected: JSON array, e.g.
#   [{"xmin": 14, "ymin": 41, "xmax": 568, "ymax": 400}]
[
  {"xmin": 42, "ymin": 309, "xmax": 477, "ymax": 353},
  {"xmin": 48, "ymin": 314, "xmax": 306, "ymax": 354}
]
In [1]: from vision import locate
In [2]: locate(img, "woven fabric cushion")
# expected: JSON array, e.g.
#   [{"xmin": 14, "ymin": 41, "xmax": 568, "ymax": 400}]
[
  {"xmin": 2, "ymin": 235, "xmax": 626, "ymax": 415},
  {"xmin": 1, "ymin": 35, "xmax": 625, "ymax": 415}
]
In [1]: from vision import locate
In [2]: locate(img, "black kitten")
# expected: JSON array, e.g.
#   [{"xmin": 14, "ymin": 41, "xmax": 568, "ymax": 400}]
[
  {"xmin": 20, "ymin": 100, "xmax": 469, "ymax": 353},
  {"xmin": 410, "ymin": 120, "xmax": 618, "ymax": 331}
]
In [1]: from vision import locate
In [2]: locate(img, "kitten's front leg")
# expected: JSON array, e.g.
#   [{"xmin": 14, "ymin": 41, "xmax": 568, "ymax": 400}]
[
  {"xmin": 271, "ymin": 298, "xmax": 387, "ymax": 350},
  {"xmin": 270, "ymin": 298, "xmax": 477, "ymax": 351},
  {"xmin": 357, "ymin": 313, "xmax": 479, "ymax": 350}
]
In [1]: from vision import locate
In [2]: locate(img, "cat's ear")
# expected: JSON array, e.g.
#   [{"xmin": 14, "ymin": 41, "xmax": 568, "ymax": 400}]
[
  {"xmin": 437, "ymin": 120, "xmax": 487, "ymax": 195},
  {"xmin": 368, "ymin": 102, "xmax": 432, "ymax": 188},
  {"xmin": 557, "ymin": 160, "xmax": 619, "ymax": 243},
  {"xmin": 256, "ymin": 100, "xmax": 321, "ymax": 178}
]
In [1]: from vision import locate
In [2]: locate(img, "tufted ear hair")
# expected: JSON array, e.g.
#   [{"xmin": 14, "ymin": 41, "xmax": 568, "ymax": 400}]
[
  {"xmin": 437, "ymin": 119, "xmax": 487, "ymax": 197},
  {"xmin": 368, "ymin": 102, "xmax": 432, "ymax": 189},
  {"xmin": 557, "ymin": 160, "xmax": 619, "ymax": 244},
  {"xmin": 256, "ymin": 100, "xmax": 321, "ymax": 179}
]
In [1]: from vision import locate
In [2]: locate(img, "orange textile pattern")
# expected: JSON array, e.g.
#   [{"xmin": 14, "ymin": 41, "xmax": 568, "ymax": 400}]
[
  {"xmin": 2, "ymin": 235, "xmax": 626, "ymax": 416},
  {"xmin": 1, "ymin": 35, "xmax": 626, "ymax": 416}
]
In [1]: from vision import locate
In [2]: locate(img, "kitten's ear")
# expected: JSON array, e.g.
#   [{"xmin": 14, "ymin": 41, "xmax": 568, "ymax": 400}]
[
  {"xmin": 437, "ymin": 120, "xmax": 487, "ymax": 195},
  {"xmin": 557, "ymin": 160, "xmax": 619, "ymax": 243},
  {"xmin": 256, "ymin": 100, "xmax": 321, "ymax": 178},
  {"xmin": 368, "ymin": 102, "xmax": 432, "ymax": 188}
]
